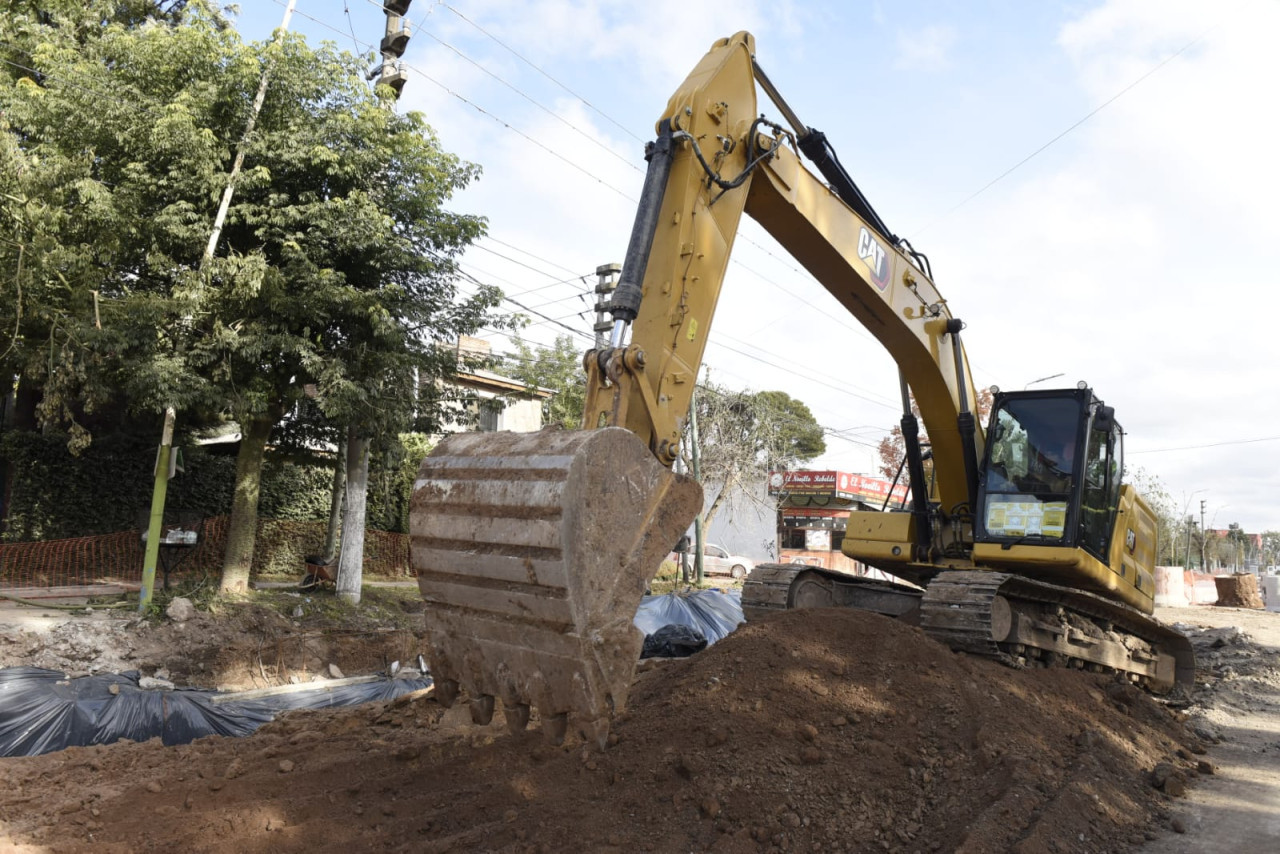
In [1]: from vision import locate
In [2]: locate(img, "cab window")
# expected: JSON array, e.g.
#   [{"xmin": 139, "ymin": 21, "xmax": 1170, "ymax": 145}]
[{"xmin": 1080, "ymin": 422, "xmax": 1122, "ymax": 560}]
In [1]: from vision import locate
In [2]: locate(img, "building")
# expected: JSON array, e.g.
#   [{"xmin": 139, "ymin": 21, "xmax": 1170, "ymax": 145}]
[
  {"xmin": 767, "ymin": 470, "xmax": 908, "ymax": 575},
  {"xmin": 437, "ymin": 337, "xmax": 553, "ymax": 434}
]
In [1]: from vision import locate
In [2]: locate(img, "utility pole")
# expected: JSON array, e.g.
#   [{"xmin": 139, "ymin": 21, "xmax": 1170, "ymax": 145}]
[
  {"xmin": 1200, "ymin": 499, "xmax": 1207, "ymax": 571},
  {"xmin": 205, "ymin": 0, "xmax": 297, "ymax": 261},
  {"xmin": 690, "ymin": 391, "xmax": 705, "ymax": 586},
  {"xmin": 593, "ymin": 263, "xmax": 620, "ymax": 348},
  {"xmin": 1184, "ymin": 515, "xmax": 1193, "ymax": 569},
  {"xmin": 333, "ymin": 1, "xmax": 415, "ymax": 605},
  {"xmin": 139, "ymin": 0, "xmax": 297, "ymax": 613},
  {"xmin": 374, "ymin": 1, "xmax": 412, "ymax": 98}
]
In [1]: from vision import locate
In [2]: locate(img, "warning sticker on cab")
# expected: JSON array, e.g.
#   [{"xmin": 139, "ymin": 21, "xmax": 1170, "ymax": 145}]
[{"xmin": 986, "ymin": 500, "xmax": 1067, "ymax": 539}]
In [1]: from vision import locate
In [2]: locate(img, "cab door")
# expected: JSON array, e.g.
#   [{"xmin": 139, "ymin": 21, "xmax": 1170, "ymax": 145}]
[{"xmin": 1079, "ymin": 421, "xmax": 1123, "ymax": 563}]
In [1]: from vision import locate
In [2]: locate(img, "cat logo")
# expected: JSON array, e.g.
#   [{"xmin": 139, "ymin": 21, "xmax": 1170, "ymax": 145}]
[{"xmin": 857, "ymin": 227, "xmax": 891, "ymax": 290}]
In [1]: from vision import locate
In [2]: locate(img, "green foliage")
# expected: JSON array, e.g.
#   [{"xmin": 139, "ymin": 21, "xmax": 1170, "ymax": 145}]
[
  {"xmin": 2, "ymin": 2, "xmax": 507, "ymax": 588},
  {"xmin": 504, "ymin": 333, "xmax": 586, "ymax": 429},
  {"xmin": 0, "ymin": 429, "xmax": 431, "ymax": 541},
  {"xmin": 688, "ymin": 382, "xmax": 826, "ymax": 532},
  {"xmin": 692, "ymin": 383, "xmax": 827, "ymax": 483},
  {"xmin": 1125, "ymin": 467, "xmax": 1176, "ymax": 563},
  {"xmin": 1, "ymin": 0, "xmax": 503, "ymax": 446},
  {"xmin": 751, "ymin": 391, "xmax": 827, "ymax": 463},
  {"xmin": 0, "ymin": 430, "xmax": 230, "ymax": 540},
  {"xmin": 1262, "ymin": 531, "xmax": 1280, "ymax": 568}
]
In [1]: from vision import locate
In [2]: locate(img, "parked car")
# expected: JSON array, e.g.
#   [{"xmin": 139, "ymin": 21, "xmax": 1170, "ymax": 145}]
[{"xmin": 700, "ymin": 543, "xmax": 755, "ymax": 580}]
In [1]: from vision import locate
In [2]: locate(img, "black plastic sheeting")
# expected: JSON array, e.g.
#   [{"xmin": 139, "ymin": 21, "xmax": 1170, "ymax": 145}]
[
  {"xmin": 633, "ymin": 588, "xmax": 744, "ymax": 657},
  {"xmin": 0, "ymin": 667, "xmax": 432, "ymax": 758},
  {"xmin": 640, "ymin": 624, "xmax": 708, "ymax": 658}
]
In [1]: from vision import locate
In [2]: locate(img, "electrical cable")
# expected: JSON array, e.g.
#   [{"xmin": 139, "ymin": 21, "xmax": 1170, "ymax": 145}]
[
  {"xmin": 910, "ymin": 21, "xmax": 1223, "ymax": 236},
  {"xmin": 1129, "ymin": 435, "xmax": 1280, "ymax": 455},
  {"xmin": 436, "ymin": 2, "xmax": 646, "ymax": 144},
  {"xmin": 410, "ymin": 25, "xmax": 640, "ymax": 173}
]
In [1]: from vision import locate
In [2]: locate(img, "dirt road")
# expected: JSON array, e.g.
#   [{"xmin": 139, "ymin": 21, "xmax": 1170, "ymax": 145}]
[{"xmin": 1145, "ymin": 605, "xmax": 1280, "ymax": 853}]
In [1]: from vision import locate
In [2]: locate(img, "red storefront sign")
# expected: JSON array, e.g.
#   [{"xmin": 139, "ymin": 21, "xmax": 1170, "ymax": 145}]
[
  {"xmin": 769, "ymin": 470, "xmax": 908, "ymax": 504},
  {"xmin": 768, "ymin": 470, "xmax": 838, "ymax": 494}
]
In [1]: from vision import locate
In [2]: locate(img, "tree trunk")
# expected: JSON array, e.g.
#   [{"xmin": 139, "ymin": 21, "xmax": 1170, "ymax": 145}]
[
  {"xmin": 1, "ymin": 381, "xmax": 41, "ymax": 536},
  {"xmin": 336, "ymin": 426, "xmax": 371, "ymax": 604},
  {"xmin": 701, "ymin": 480, "xmax": 731, "ymax": 538},
  {"xmin": 323, "ymin": 441, "xmax": 347, "ymax": 562},
  {"xmin": 218, "ymin": 414, "xmax": 275, "ymax": 594}
]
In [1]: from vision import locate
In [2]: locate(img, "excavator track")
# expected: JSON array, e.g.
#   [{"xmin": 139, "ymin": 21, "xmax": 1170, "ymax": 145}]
[
  {"xmin": 742, "ymin": 563, "xmax": 922, "ymax": 624},
  {"xmin": 746, "ymin": 566, "xmax": 1194, "ymax": 693},
  {"xmin": 920, "ymin": 570, "xmax": 1195, "ymax": 693}
]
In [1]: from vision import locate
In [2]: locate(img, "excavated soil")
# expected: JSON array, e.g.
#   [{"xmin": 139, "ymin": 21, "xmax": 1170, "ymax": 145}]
[
  {"xmin": 0, "ymin": 591, "xmax": 427, "ymax": 690},
  {"xmin": 0, "ymin": 607, "xmax": 1207, "ymax": 854}
]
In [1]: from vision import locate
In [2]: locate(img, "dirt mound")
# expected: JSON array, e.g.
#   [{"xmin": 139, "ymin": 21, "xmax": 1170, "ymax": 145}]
[
  {"xmin": 1211, "ymin": 575, "xmax": 1264, "ymax": 609},
  {"xmin": 0, "ymin": 608, "xmax": 1202, "ymax": 853}
]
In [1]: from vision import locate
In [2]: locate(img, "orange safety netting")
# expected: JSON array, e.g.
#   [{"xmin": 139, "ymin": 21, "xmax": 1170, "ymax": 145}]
[{"xmin": 0, "ymin": 516, "xmax": 413, "ymax": 590}]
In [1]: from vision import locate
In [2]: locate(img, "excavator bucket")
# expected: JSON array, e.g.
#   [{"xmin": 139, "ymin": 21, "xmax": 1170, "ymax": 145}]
[{"xmin": 409, "ymin": 426, "xmax": 702, "ymax": 747}]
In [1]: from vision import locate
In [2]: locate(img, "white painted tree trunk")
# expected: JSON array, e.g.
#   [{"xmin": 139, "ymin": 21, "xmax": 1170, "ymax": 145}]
[
  {"xmin": 323, "ymin": 442, "xmax": 347, "ymax": 562},
  {"xmin": 336, "ymin": 427, "xmax": 371, "ymax": 604}
]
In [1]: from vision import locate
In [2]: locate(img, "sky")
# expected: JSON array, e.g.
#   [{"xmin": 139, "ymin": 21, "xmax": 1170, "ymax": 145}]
[{"xmin": 235, "ymin": 1, "xmax": 1280, "ymax": 535}]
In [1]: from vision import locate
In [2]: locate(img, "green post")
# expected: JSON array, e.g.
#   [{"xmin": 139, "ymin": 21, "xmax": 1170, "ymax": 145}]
[
  {"xmin": 139, "ymin": 407, "xmax": 176, "ymax": 613},
  {"xmin": 690, "ymin": 391, "xmax": 704, "ymax": 587}
]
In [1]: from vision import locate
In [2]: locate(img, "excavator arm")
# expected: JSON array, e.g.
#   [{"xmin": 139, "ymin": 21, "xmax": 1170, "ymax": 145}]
[{"xmin": 584, "ymin": 31, "xmax": 982, "ymax": 519}]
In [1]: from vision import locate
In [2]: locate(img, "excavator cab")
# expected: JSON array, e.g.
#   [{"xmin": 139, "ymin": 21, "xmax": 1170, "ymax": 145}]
[
  {"xmin": 975, "ymin": 387, "xmax": 1119, "ymax": 556},
  {"xmin": 971, "ymin": 387, "xmax": 1153, "ymax": 611}
]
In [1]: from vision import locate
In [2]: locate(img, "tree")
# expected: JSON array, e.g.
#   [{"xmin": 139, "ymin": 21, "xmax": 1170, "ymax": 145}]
[
  {"xmin": 0, "ymin": 1, "xmax": 226, "ymax": 453},
  {"xmin": 1261, "ymin": 531, "xmax": 1280, "ymax": 568},
  {"xmin": 192, "ymin": 27, "xmax": 497, "ymax": 595},
  {"xmin": 876, "ymin": 388, "xmax": 993, "ymax": 480},
  {"xmin": 1, "ymin": 4, "xmax": 501, "ymax": 596},
  {"xmin": 689, "ymin": 383, "xmax": 825, "ymax": 536},
  {"xmin": 504, "ymin": 333, "xmax": 586, "ymax": 429},
  {"xmin": 1126, "ymin": 468, "xmax": 1180, "ymax": 565}
]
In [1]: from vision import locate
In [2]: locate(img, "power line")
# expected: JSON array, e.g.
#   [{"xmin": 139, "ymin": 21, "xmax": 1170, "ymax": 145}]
[
  {"xmin": 412, "ymin": 61, "xmax": 638, "ymax": 201},
  {"xmin": 1130, "ymin": 435, "xmax": 1280, "ymax": 455},
  {"xmin": 705, "ymin": 339, "xmax": 898, "ymax": 413},
  {"xmin": 481, "ymin": 235, "xmax": 585, "ymax": 277},
  {"xmin": 483, "ymin": 332, "xmax": 891, "ymax": 452},
  {"xmin": 438, "ymin": 2, "xmax": 646, "ymax": 144},
  {"xmin": 341, "ymin": 1, "xmax": 364, "ymax": 55},
  {"xmin": 253, "ymin": 3, "xmax": 949, "ymax": 421},
  {"xmin": 911, "ymin": 21, "xmax": 1220, "ymax": 236},
  {"xmin": 275, "ymin": 2, "xmax": 639, "ymax": 199},
  {"xmin": 466, "ymin": 242, "xmax": 591, "ymax": 287},
  {"xmin": 409, "ymin": 23, "xmax": 641, "ymax": 172}
]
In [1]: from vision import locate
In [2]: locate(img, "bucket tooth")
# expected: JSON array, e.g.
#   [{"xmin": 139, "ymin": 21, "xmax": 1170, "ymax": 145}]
[
  {"xmin": 505, "ymin": 702, "xmax": 531, "ymax": 734},
  {"xmin": 470, "ymin": 694, "xmax": 496, "ymax": 725},
  {"xmin": 410, "ymin": 427, "xmax": 702, "ymax": 746},
  {"xmin": 578, "ymin": 717, "xmax": 611, "ymax": 750},
  {"xmin": 543, "ymin": 712, "xmax": 569, "ymax": 746},
  {"xmin": 434, "ymin": 678, "xmax": 459, "ymax": 708}
]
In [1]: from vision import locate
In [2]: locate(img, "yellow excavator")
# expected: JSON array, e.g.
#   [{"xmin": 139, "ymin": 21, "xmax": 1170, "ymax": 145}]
[{"xmin": 409, "ymin": 32, "xmax": 1194, "ymax": 747}]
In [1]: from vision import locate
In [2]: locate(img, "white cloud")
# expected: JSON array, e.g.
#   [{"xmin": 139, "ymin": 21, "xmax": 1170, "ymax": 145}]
[
  {"xmin": 894, "ymin": 24, "xmax": 957, "ymax": 70},
  {"xmin": 925, "ymin": 0, "xmax": 1280, "ymax": 531}
]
